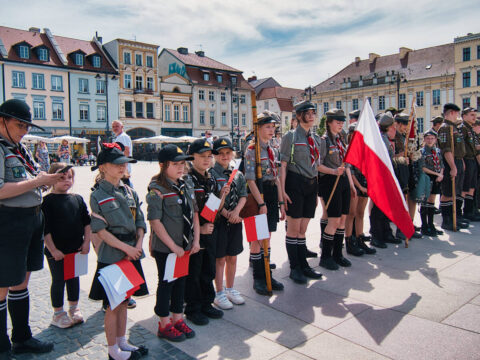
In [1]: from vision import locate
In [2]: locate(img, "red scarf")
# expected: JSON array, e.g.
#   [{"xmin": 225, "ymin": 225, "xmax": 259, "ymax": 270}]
[
  {"xmin": 431, "ymin": 148, "xmax": 440, "ymax": 172},
  {"xmin": 336, "ymin": 137, "xmax": 346, "ymax": 161},
  {"xmin": 307, "ymin": 134, "xmax": 319, "ymax": 167},
  {"xmin": 267, "ymin": 146, "xmax": 277, "ymax": 177}
]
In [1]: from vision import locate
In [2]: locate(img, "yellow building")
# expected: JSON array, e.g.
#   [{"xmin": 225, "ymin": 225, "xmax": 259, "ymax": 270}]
[
  {"xmin": 454, "ymin": 32, "xmax": 480, "ymax": 109},
  {"xmin": 103, "ymin": 39, "xmax": 160, "ymax": 138},
  {"xmin": 312, "ymin": 45, "xmax": 455, "ymax": 134}
]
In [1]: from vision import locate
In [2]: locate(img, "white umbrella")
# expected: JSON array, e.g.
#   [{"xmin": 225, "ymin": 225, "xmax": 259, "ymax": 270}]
[
  {"xmin": 21, "ymin": 134, "xmax": 53, "ymax": 144},
  {"xmin": 51, "ymin": 135, "xmax": 90, "ymax": 144},
  {"xmin": 133, "ymin": 135, "xmax": 177, "ymax": 144},
  {"xmin": 174, "ymin": 135, "xmax": 198, "ymax": 143}
]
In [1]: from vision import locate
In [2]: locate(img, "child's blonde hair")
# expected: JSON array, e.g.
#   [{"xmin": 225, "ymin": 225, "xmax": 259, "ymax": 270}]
[{"xmin": 48, "ymin": 162, "xmax": 75, "ymax": 177}]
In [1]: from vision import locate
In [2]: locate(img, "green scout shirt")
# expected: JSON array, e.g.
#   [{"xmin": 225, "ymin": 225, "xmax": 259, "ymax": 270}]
[
  {"xmin": 244, "ymin": 141, "xmax": 279, "ymax": 182},
  {"xmin": 90, "ymin": 179, "xmax": 146, "ymax": 264},
  {"xmin": 0, "ymin": 137, "xmax": 42, "ymax": 207},
  {"xmin": 394, "ymin": 131, "xmax": 406, "ymax": 156},
  {"xmin": 319, "ymin": 133, "xmax": 345, "ymax": 173},
  {"xmin": 437, "ymin": 121, "xmax": 466, "ymax": 159},
  {"xmin": 459, "ymin": 122, "xmax": 477, "ymax": 159},
  {"xmin": 146, "ymin": 179, "xmax": 197, "ymax": 254},
  {"xmin": 210, "ymin": 162, "xmax": 247, "ymax": 211},
  {"xmin": 381, "ymin": 132, "xmax": 394, "ymax": 161},
  {"xmin": 421, "ymin": 145, "xmax": 444, "ymax": 173},
  {"xmin": 279, "ymin": 125, "xmax": 320, "ymax": 179}
]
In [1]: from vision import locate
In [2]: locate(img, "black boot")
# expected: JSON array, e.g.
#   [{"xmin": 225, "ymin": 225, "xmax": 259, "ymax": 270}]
[
  {"xmin": 464, "ymin": 196, "xmax": 480, "ymax": 221},
  {"xmin": 319, "ymin": 232, "xmax": 338, "ymax": 270},
  {"xmin": 393, "ymin": 228, "xmax": 405, "ymax": 243},
  {"xmin": 333, "ymin": 229, "xmax": 351, "ymax": 267},
  {"xmin": 297, "ymin": 239, "xmax": 322, "ymax": 279},
  {"xmin": 457, "ymin": 197, "xmax": 469, "ymax": 224},
  {"xmin": 261, "ymin": 253, "xmax": 284, "ymax": 291},
  {"xmin": 420, "ymin": 205, "xmax": 433, "ymax": 236},
  {"xmin": 441, "ymin": 201, "xmax": 455, "ymax": 231},
  {"xmin": 427, "ymin": 203, "xmax": 442, "ymax": 235},
  {"xmin": 345, "ymin": 236, "xmax": 364, "ymax": 256},
  {"xmin": 370, "ymin": 206, "xmax": 387, "ymax": 248},
  {"xmin": 252, "ymin": 252, "xmax": 268, "ymax": 295},
  {"xmin": 286, "ymin": 237, "xmax": 307, "ymax": 284},
  {"xmin": 357, "ymin": 234, "xmax": 376, "ymax": 254}
]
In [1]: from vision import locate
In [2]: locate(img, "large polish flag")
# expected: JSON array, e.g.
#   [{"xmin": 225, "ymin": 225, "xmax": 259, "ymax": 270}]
[{"xmin": 345, "ymin": 100, "xmax": 414, "ymax": 239}]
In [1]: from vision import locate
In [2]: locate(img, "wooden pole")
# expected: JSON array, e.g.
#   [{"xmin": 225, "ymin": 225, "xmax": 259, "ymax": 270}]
[
  {"xmin": 325, "ymin": 162, "xmax": 343, "ymax": 211},
  {"xmin": 450, "ymin": 125, "xmax": 457, "ymax": 232}
]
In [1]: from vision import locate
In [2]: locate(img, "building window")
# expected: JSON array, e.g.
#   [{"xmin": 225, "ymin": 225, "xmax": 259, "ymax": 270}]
[
  {"xmin": 32, "ymin": 73, "xmax": 44, "ymax": 90},
  {"xmin": 19, "ymin": 45, "xmax": 29, "ymax": 59},
  {"xmin": 52, "ymin": 102, "xmax": 63, "ymax": 120},
  {"xmin": 432, "ymin": 89, "xmax": 441, "ymax": 106},
  {"xmin": 477, "ymin": 97, "xmax": 480, "ymax": 111},
  {"xmin": 78, "ymin": 78, "xmax": 89, "ymax": 93},
  {"xmin": 378, "ymin": 96, "xmax": 385, "ymax": 110},
  {"xmin": 233, "ymin": 94, "xmax": 238, "ymax": 103},
  {"xmin": 125, "ymin": 101, "xmax": 133, "ymax": 117},
  {"xmin": 135, "ymin": 76, "xmax": 143, "ymax": 90},
  {"xmin": 221, "ymin": 92, "xmax": 226, "ymax": 102},
  {"xmin": 200, "ymin": 110, "xmax": 205, "ymax": 124},
  {"xmin": 51, "ymin": 75, "xmax": 63, "ymax": 91},
  {"xmin": 233, "ymin": 113, "xmax": 238, "ymax": 126},
  {"xmin": 203, "ymin": 72, "xmax": 209, "ymax": 81},
  {"xmin": 123, "ymin": 52, "xmax": 131, "ymax": 65},
  {"xmin": 174, "ymin": 105, "xmax": 180, "ymax": 121},
  {"xmin": 199, "ymin": 90, "xmax": 205, "ymax": 100},
  {"xmin": 336, "ymin": 100, "xmax": 342, "ymax": 109},
  {"xmin": 136, "ymin": 102, "xmax": 143, "ymax": 117},
  {"xmin": 146, "ymin": 77, "xmax": 153, "ymax": 90},
  {"xmin": 146, "ymin": 55, "xmax": 153, "ymax": 68},
  {"xmin": 478, "ymin": 45, "xmax": 480, "ymax": 60},
  {"xmin": 124, "ymin": 74, "xmax": 132, "ymax": 89},
  {"xmin": 96, "ymin": 80, "xmax": 106, "ymax": 94},
  {"xmin": 463, "ymin": 72, "xmax": 471, "ymax": 88},
  {"xmin": 241, "ymin": 113, "xmax": 246, "ymax": 126},
  {"xmin": 399, "ymin": 94, "xmax": 406, "ymax": 109},
  {"xmin": 209, "ymin": 111, "xmax": 215, "ymax": 125},
  {"xmin": 165, "ymin": 104, "xmax": 171, "ymax": 121},
  {"xmin": 146, "ymin": 103, "xmax": 154, "ymax": 118},
  {"xmin": 12, "ymin": 71, "xmax": 25, "ymax": 88},
  {"xmin": 463, "ymin": 47, "xmax": 471, "ymax": 62},
  {"xmin": 264, "ymin": 100, "xmax": 269, "ymax": 110},
  {"xmin": 323, "ymin": 102, "xmax": 329, "ymax": 113},
  {"xmin": 477, "ymin": 70, "xmax": 480, "ymax": 86},
  {"xmin": 97, "ymin": 104, "xmax": 106, "ymax": 122},
  {"xmin": 416, "ymin": 91, "xmax": 424, "ymax": 107},
  {"xmin": 75, "ymin": 53, "xmax": 84, "ymax": 66},
  {"xmin": 183, "ymin": 105, "xmax": 188, "ymax": 122},
  {"xmin": 38, "ymin": 48, "xmax": 48, "ymax": 61},
  {"xmin": 79, "ymin": 104, "xmax": 89, "ymax": 121},
  {"xmin": 221, "ymin": 112, "xmax": 227, "ymax": 126},
  {"xmin": 33, "ymin": 100, "xmax": 45, "ymax": 120},
  {"xmin": 240, "ymin": 95, "xmax": 246, "ymax": 104},
  {"xmin": 417, "ymin": 117, "xmax": 424, "ymax": 133},
  {"xmin": 462, "ymin": 98, "xmax": 470, "ymax": 109},
  {"xmin": 352, "ymin": 99, "xmax": 358, "ymax": 110},
  {"xmin": 92, "ymin": 56, "xmax": 101, "ymax": 68},
  {"xmin": 135, "ymin": 54, "xmax": 142, "ymax": 66},
  {"xmin": 209, "ymin": 91, "xmax": 215, "ymax": 101},
  {"xmin": 217, "ymin": 74, "xmax": 222, "ymax": 83},
  {"xmin": 367, "ymin": 97, "xmax": 372, "ymax": 106},
  {"xmin": 231, "ymin": 76, "xmax": 237, "ymax": 86}
]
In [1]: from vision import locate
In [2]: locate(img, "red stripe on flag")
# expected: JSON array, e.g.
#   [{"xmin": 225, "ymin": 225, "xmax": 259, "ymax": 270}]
[
  {"xmin": 116, "ymin": 259, "xmax": 145, "ymax": 288},
  {"xmin": 200, "ymin": 206, "xmax": 217, "ymax": 223},
  {"xmin": 244, "ymin": 216, "xmax": 258, "ymax": 243},
  {"xmin": 173, "ymin": 251, "xmax": 190, "ymax": 279},
  {"xmin": 63, "ymin": 253, "xmax": 76, "ymax": 280}
]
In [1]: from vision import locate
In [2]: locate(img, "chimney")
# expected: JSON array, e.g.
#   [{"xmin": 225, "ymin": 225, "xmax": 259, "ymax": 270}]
[
  {"xmin": 95, "ymin": 31, "xmax": 102, "ymax": 44},
  {"xmin": 368, "ymin": 53, "xmax": 379, "ymax": 64},
  {"xmin": 195, "ymin": 50, "xmax": 205, "ymax": 57},
  {"xmin": 248, "ymin": 76, "xmax": 257, "ymax": 82},
  {"xmin": 399, "ymin": 47, "xmax": 412, "ymax": 60},
  {"xmin": 177, "ymin": 47, "xmax": 188, "ymax": 55},
  {"xmin": 355, "ymin": 56, "xmax": 361, "ymax": 63},
  {"xmin": 29, "ymin": 27, "xmax": 40, "ymax": 33}
]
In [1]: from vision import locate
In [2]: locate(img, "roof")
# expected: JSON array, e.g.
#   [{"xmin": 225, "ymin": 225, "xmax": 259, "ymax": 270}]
[
  {"xmin": 257, "ymin": 86, "xmax": 304, "ymax": 101},
  {"xmin": 249, "ymin": 77, "xmax": 270, "ymax": 88},
  {"xmin": 314, "ymin": 43, "xmax": 454, "ymax": 93},
  {"xmin": 186, "ymin": 67, "xmax": 253, "ymax": 90},
  {"xmin": 166, "ymin": 48, "xmax": 241, "ymax": 72},
  {"xmin": 0, "ymin": 26, "xmax": 63, "ymax": 66}
]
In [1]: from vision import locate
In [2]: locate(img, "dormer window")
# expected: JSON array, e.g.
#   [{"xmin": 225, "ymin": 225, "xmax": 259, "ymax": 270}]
[
  {"xmin": 231, "ymin": 76, "xmax": 237, "ymax": 86},
  {"xmin": 37, "ymin": 48, "xmax": 49, "ymax": 61},
  {"xmin": 203, "ymin": 72, "xmax": 210, "ymax": 81},
  {"xmin": 92, "ymin": 55, "xmax": 101, "ymax": 68},
  {"xmin": 75, "ymin": 53, "xmax": 84, "ymax": 66},
  {"xmin": 19, "ymin": 45, "xmax": 29, "ymax": 59}
]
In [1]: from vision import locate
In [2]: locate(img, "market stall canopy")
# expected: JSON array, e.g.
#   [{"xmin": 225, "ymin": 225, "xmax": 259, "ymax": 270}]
[
  {"xmin": 175, "ymin": 135, "xmax": 198, "ymax": 143},
  {"xmin": 132, "ymin": 135, "xmax": 178, "ymax": 144},
  {"xmin": 21, "ymin": 134, "xmax": 53, "ymax": 144},
  {"xmin": 50, "ymin": 135, "xmax": 90, "ymax": 144}
]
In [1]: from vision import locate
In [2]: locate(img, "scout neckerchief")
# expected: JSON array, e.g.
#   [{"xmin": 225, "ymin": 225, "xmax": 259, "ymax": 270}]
[
  {"xmin": 119, "ymin": 183, "xmax": 137, "ymax": 219},
  {"xmin": 191, "ymin": 168, "xmax": 216, "ymax": 197},
  {"xmin": 267, "ymin": 145, "xmax": 277, "ymax": 177},
  {"xmin": 336, "ymin": 136, "xmax": 346, "ymax": 161},
  {"xmin": 224, "ymin": 167, "xmax": 238, "ymax": 210},
  {"xmin": 0, "ymin": 139, "xmax": 39, "ymax": 176},
  {"xmin": 171, "ymin": 179, "xmax": 193, "ymax": 249},
  {"xmin": 307, "ymin": 132, "xmax": 319, "ymax": 167},
  {"xmin": 431, "ymin": 148, "xmax": 440, "ymax": 172}
]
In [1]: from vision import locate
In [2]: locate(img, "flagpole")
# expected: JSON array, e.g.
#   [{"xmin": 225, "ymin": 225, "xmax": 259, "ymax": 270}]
[
  {"xmin": 325, "ymin": 162, "xmax": 343, "ymax": 210},
  {"xmin": 450, "ymin": 126, "xmax": 457, "ymax": 232}
]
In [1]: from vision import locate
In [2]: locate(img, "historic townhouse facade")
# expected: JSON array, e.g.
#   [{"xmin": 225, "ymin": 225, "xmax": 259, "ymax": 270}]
[
  {"xmin": 103, "ymin": 38, "xmax": 160, "ymax": 139},
  {"xmin": 158, "ymin": 48, "xmax": 254, "ymax": 143},
  {"xmin": 454, "ymin": 32, "xmax": 480, "ymax": 110}
]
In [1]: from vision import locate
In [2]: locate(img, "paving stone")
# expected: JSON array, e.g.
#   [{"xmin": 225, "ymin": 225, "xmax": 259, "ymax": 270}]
[{"xmin": 442, "ymin": 303, "xmax": 480, "ymax": 333}]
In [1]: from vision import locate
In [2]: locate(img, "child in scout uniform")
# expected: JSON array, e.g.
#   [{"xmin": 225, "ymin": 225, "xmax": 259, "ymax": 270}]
[
  {"xmin": 42, "ymin": 163, "xmax": 91, "ymax": 329},
  {"xmin": 211, "ymin": 137, "xmax": 247, "ymax": 309},
  {"xmin": 437, "ymin": 103, "xmax": 469, "ymax": 231},
  {"xmin": 0, "ymin": 99, "xmax": 62, "ymax": 357},
  {"xmin": 88, "ymin": 143, "xmax": 148, "ymax": 360},
  {"xmin": 318, "ymin": 109, "xmax": 357, "ymax": 270},
  {"xmin": 244, "ymin": 111, "xmax": 292, "ymax": 295},
  {"xmin": 146, "ymin": 144, "xmax": 200, "ymax": 342},
  {"xmin": 419, "ymin": 129, "xmax": 444, "ymax": 236},
  {"xmin": 280, "ymin": 101, "xmax": 321, "ymax": 284},
  {"xmin": 183, "ymin": 139, "xmax": 229, "ymax": 325}
]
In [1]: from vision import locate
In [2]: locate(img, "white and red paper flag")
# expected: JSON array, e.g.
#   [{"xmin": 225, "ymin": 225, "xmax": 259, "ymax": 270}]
[
  {"xmin": 244, "ymin": 214, "xmax": 270, "ymax": 243},
  {"xmin": 200, "ymin": 194, "xmax": 221, "ymax": 223},
  {"xmin": 164, "ymin": 251, "xmax": 191, "ymax": 283},
  {"xmin": 63, "ymin": 253, "xmax": 88, "ymax": 281},
  {"xmin": 344, "ymin": 99, "xmax": 414, "ymax": 238},
  {"xmin": 98, "ymin": 259, "xmax": 145, "ymax": 310}
]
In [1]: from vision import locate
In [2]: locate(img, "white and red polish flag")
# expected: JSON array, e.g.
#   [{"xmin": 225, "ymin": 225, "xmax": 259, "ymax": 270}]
[
  {"xmin": 164, "ymin": 251, "xmax": 191, "ymax": 282},
  {"xmin": 63, "ymin": 252, "xmax": 88, "ymax": 281},
  {"xmin": 200, "ymin": 194, "xmax": 221, "ymax": 223},
  {"xmin": 344, "ymin": 99, "xmax": 414, "ymax": 238},
  {"xmin": 244, "ymin": 214, "xmax": 270, "ymax": 243}
]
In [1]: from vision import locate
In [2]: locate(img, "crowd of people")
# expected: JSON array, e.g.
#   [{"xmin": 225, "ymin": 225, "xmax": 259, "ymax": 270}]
[{"xmin": 0, "ymin": 97, "xmax": 479, "ymax": 360}]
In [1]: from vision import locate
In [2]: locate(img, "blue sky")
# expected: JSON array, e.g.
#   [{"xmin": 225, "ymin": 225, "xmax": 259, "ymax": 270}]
[{"xmin": 1, "ymin": 0, "xmax": 479, "ymax": 89}]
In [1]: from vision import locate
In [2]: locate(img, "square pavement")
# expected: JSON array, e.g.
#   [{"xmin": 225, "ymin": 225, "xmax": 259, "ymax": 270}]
[{"xmin": 10, "ymin": 161, "xmax": 480, "ymax": 359}]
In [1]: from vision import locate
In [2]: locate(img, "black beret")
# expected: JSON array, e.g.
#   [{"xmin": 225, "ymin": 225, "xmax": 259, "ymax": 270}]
[
  {"xmin": 431, "ymin": 116, "xmax": 444, "ymax": 124},
  {"xmin": 394, "ymin": 112, "xmax": 410, "ymax": 124},
  {"xmin": 294, "ymin": 101, "xmax": 315, "ymax": 113},
  {"xmin": 462, "ymin": 107, "xmax": 476, "ymax": 116},
  {"xmin": 348, "ymin": 109, "xmax": 360, "ymax": 119},
  {"xmin": 443, "ymin": 103, "xmax": 460, "ymax": 114},
  {"xmin": 326, "ymin": 108, "xmax": 346, "ymax": 121}
]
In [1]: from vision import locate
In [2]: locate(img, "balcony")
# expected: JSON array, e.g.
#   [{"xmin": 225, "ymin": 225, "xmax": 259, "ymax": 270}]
[{"xmin": 134, "ymin": 88, "xmax": 154, "ymax": 95}]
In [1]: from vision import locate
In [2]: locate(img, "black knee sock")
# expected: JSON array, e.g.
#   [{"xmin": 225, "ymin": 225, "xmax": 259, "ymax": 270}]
[
  {"xmin": 320, "ymin": 219, "xmax": 328, "ymax": 236},
  {"xmin": 250, "ymin": 252, "xmax": 263, "ymax": 279},
  {"xmin": 297, "ymin": 238, "xmax": 308, "ymax": 269},
  {"xmin": 8, "ymin": 289, "xmax": 32, "ymax": 343},
  {"xmin": 464, "ymin": 196, "xmax": 473, "ymax": 216},
  {"xmin": 286, "ymin": 237, "xmax": 298, "ymax": 269},
  {"xmin": 427, "ymin": 202, "xmax": 435, "ymax": 229},
  {"xmin": 333, "ymin": 229, "xmax": 345, "ymax": 259},
  {"xmin": 320, "ymin": 232, "xmax": 334, "ymax": 260},
  {"xmin": 0, "ymin": 299, "xmax": 10, "ymax": 352},
  {"xmin": 440, "ymin": 201, "xmax": 450, "ymax": 219},
  {"xmin": 456, "ymin": 197, "xmax": 464, "ymax": 217},
  {"xmin": 420, "ymin": 204, "xmax": 428, "ymax": 228}
]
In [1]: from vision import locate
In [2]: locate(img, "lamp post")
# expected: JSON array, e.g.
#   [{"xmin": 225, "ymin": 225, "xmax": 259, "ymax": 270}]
[
  {"xmin": 304, "ymin": 85, "xmax": 316, "ymax": 101},
  {"xmin": 226, "ymin": 78, "xmax": 238, "ymax": 149}
]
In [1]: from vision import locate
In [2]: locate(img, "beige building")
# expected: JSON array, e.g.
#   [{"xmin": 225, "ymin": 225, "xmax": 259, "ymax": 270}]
[
  {"xmin": 159, "ymin": 73, "xmax": 192, "ymax": 137},
  {"xmin": 454, "ymin": 32, "xmax": 480, "ymax": 109},
  {"xmin": 312, "ymin": 45, "xmax": 455, "ymax": 134}
]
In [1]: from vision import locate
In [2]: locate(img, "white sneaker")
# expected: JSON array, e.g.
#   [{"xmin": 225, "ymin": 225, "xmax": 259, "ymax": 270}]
[
  {"xmin": 51, "ymin": 311, "xmax": 73, "ymax": 328},
  {"xmin": 214, "ymin": 292, "xmax": 233, "ymax": 310},
  {"xmin": 226, "ymin": 288, "xmax": 245, "ymax": 305},
  {"xmin": 68, "ymin": 307, "xmax": 84, "ymax": 325}
]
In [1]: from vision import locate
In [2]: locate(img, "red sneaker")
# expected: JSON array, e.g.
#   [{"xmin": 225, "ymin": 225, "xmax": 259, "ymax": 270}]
[
  {"xmin": 157, "ymin": 322, "xmax": 186, "ymax": 342},
  {"xmin": 174, "ymin": 319, "xmax": 196, "ymax": 339}
]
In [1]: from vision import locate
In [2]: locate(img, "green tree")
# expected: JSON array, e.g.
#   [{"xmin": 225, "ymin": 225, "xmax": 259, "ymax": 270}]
[{"xmin": 317, "ymin": 115, "xmax": 326, "ymax": 136}]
